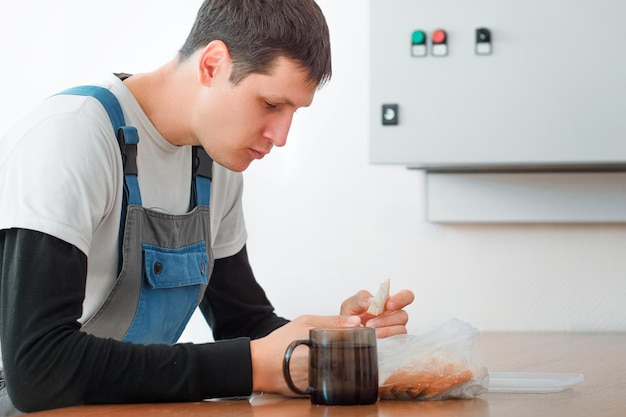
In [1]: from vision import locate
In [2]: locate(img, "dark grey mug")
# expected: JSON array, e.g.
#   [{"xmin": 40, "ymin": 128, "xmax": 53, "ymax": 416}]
[{"xmin": 283, "ymin": 327, "xmax": 378, "ymax": 405}]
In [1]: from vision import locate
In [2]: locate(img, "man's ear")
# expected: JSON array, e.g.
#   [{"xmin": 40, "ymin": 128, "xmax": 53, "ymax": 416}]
[{"xmin": 198, "ymin": 40, "xmax": 231, "ymax": 86}]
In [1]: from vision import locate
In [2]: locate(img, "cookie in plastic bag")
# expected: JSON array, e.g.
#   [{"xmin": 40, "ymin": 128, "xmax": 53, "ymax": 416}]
[{"xmin": 377, "ymin": 319, "xmax": 489, "ymax": 400}]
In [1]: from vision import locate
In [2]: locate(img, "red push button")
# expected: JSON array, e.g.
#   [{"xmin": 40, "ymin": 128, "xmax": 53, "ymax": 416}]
[
  {"xmin": 431, "ymin": 29, "xmax": 448, "ymax": 57},
  {"xmin": 432, "ymin": 29, "xmax": 446, "ymax": 44}
]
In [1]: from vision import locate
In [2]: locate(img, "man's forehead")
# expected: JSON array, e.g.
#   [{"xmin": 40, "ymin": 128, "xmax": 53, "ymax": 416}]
[{"xmin": 251, "ymin": 58, "xmax": 317, "ymax": 107}]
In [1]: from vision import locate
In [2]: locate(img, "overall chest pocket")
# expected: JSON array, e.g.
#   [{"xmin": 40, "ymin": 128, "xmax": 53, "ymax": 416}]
[{"xmin": 123, "ymin": 241, "xmax": 209, "ymax": 344}]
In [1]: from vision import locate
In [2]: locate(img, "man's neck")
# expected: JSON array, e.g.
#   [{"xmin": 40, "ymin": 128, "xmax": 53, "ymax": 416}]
[{"xmin": 123, "ymin": 58, "xmax": 198, "ymax": 146}]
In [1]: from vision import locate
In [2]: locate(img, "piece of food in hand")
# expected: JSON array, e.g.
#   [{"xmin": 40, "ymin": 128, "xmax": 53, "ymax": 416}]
[{"xmin": 367, "ymin": 278, "xmax": 390, "ymax": 316}]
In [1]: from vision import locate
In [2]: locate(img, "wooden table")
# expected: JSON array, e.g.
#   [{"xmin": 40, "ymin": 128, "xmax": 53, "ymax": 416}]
[{"xmin": 25, "ymin": 332, "xmax": 626, "ymax": 417}]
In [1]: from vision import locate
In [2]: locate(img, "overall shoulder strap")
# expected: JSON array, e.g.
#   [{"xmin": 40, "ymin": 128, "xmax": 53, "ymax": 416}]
[
  {"xmin": 56, "ymin": 86, "xmax": 142, "ymax": 206},
  {"xmin": 191, "ymin": 146, "xmax": 212, "ymax": 207},
  {"xmin": 55, "ymin": 86, "xmax": 141, "ymax": 274}
]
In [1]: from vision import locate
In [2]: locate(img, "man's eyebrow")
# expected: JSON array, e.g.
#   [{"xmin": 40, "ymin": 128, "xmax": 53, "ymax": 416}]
[
  {"xmin": 267, "ymin": 96, "xmax": 312, "ymax": 108},
  {"xmin": 267, "ymin": 96, "xmax": 294, "ymax": 106}
]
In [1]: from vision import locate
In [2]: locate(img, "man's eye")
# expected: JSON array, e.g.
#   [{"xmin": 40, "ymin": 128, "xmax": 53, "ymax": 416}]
[{"xmin": 264, "ymin": 101, "xmax": 278, "ymax": 109}]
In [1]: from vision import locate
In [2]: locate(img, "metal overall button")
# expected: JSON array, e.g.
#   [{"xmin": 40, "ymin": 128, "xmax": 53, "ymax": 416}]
[
  {"xmin": 200, "ymin": 261, "xmax": 206, "ymax": 275},
  {"xmin": 153, "ymin": 262, "xmax": 163, "ymax": 275}
]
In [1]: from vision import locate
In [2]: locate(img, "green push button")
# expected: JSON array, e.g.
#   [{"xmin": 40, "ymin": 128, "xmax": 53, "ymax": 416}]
[{"xmin": 412, "ymin": 30, "xmax": 426, "ymax": 45}]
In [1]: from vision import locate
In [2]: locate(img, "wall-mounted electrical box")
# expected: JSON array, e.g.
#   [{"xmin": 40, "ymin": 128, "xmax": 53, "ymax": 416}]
[{"xmin": 369, "ymin": 0, "xmax": 626, "ymax": 223}]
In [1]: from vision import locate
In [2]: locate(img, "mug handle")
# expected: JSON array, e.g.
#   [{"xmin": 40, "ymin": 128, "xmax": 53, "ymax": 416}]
[{"xmin": 283, "ymin": 339, "xmax": 314, "ymax": 396}]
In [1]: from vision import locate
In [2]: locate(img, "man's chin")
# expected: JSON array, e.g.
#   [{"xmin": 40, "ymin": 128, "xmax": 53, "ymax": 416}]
[{"xmin": 222, "ymin": 159, "xmax": 253, "ymax": 173}]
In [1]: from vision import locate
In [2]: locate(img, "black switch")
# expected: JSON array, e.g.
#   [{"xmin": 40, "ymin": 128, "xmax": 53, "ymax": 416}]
[
  {"xmin": 476, "ymin": 27, "xmax": 492, "ymax": 55},
  {"xmin": 382, "ymin": 104, "xmax": 399, "ymax": 126}
]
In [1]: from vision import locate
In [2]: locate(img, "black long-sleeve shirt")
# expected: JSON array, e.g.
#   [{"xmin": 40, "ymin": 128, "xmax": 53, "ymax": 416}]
[{"xmin": 0, "ymin": 228, "xmax": 288, "ymax": 413}]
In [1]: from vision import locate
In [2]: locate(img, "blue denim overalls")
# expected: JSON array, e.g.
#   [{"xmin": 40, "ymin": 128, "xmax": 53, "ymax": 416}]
[{"xmin": 58, "ymin": 86, "xmax": 214, "ymax": 344}]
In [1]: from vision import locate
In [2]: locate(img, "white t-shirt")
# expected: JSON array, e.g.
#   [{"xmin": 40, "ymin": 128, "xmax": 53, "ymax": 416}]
[{"xmin": 0, "ymin": 74, "xmax": 247, "ymax": 324}]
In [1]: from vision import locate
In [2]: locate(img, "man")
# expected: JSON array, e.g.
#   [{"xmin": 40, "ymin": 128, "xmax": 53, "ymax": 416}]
[{"xmin": 0, "ymin": 0, "xmax": 414, "ymax": 414}]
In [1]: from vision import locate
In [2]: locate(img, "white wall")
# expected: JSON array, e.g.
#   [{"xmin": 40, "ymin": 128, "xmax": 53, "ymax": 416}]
[{"xmin": 1, "ymin": 1, "xmax": 624, "ymax": 340}]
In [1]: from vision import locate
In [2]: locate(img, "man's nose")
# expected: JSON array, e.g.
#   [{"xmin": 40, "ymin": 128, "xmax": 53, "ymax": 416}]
[{"xmin": 266, "ymin": 114, "xmax": 294, "ymax": 147}]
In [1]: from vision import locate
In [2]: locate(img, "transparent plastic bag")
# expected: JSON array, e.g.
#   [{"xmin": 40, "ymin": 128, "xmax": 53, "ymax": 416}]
[{"xmin": 377, "ymin": 319, "xmax": 489, "ymax": 401}]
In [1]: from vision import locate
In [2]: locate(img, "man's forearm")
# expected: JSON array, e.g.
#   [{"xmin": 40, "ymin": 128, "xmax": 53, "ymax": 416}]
[{"xmin": 0, "ymin": 228, "xmax": 253, "ymax": 412}]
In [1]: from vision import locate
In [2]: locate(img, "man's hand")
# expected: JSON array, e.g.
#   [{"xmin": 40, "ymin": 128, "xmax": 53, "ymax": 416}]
[
  {"xmin": 249, "ymin": 314, "xmax": 361, "ymax": 396},
  {"xmin": 340, "ymin": 288, "xmax": 415, "ymax": 338}
]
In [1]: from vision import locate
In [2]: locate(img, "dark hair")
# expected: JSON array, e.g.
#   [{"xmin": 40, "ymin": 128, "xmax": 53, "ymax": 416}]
[{"xmin": 179, "ymin": 0, "xmax": 331, "ymax": 88}]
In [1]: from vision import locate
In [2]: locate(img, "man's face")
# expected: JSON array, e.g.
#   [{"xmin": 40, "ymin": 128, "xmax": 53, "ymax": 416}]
[{"xmin": 193, "ymin": 56, "xmax": 317, "ymax": 172}]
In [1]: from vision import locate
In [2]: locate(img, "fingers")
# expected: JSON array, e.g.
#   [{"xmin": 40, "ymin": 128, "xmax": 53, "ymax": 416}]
[
  {"xmin": 365, "ymin": 296, "xmax": 412, "ymax": 338},
  {"xmin": 339, "ymin": 290, "xmax": 373, "ymax": 316},
  {"xmin": 341, "ymin": 289, "xmax": 415, "ymax": 316},
  {"xmin": 339, "ymin": 288, "xmax": 415, "ymax": 339},
  {"xmin": 366, "ymin": 308, "xmax": 409, "ymax": 330},
  {"xmin": 385, "ymin": 289, "xmax": 415, "ymax": 312},
  {"xmin": 372, "ymin": 324, "xmax": 408, "ymax": 339},
  {"xmin": 294, "ymin": 314, "xmax": 362, "ymax": 329}
]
